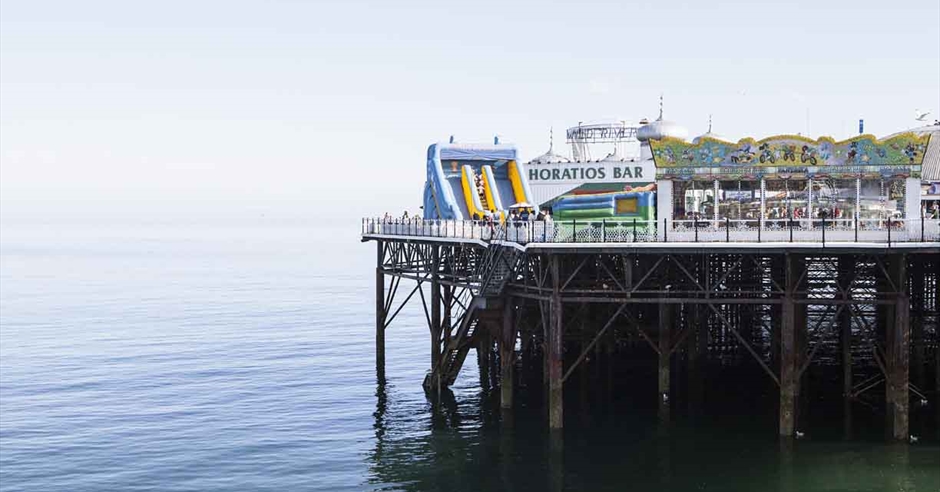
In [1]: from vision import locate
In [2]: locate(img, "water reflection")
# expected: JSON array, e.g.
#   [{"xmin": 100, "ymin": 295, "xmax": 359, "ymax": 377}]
[{"xmin": 367, "ymin": 375, "xmax": 940, "ymax": 492}]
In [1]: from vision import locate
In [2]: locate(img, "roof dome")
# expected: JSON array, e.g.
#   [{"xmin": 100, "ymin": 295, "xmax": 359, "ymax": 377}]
[
  {"xmin": 636, "ymin": 96, "xmax": 689, "ymax": 143},
  {"xmin": 637, "ymin": 96, "xmax": 688, "ymax": 142},
  {"xmin": 637, "ymin": 117, "xmax": 688, "ymax": 142},
  {"xmin": 529, "ymin": 129, "xmax": 570, "ymax": 164},
  {"xmin": 530, "ymin": 146, "xmax": 569, "ymax": 164},
  {"xmin": 693, "ymin": 117, "xmax": 732, "ymax": 144}
]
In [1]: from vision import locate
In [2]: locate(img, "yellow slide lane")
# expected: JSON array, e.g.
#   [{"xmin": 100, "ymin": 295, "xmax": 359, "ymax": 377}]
[
  {"xmin": 507, "ymin": 160, "xmax": 529, "ymax": 204},
  {"xmin": 461, "ymin": 165, "xmax": 486, "ymax": 219},
  {"xmin": 480, "ymin": 166, "xmax": 505, "ymax": 221}
]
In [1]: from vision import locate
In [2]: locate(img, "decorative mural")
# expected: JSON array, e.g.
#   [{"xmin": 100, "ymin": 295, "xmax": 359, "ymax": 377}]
[{"xmin": 650, "ymin": 133, "xmax": 930, "ymax": 180}]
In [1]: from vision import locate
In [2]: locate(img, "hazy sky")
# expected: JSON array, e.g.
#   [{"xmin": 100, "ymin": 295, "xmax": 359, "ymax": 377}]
[{"xmin": 2, "ymin": 0, "xmax": 938, "ymax": 217}]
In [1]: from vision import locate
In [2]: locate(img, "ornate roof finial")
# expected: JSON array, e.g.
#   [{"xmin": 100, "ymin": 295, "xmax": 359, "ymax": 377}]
[
  {"xmin": 549, "ymin": 127, "xmax": 554, "ymax": 152},
  {"xmin": 708, "ymin": 114, "xmax": 713, "ymax": 133},
  {"xmin": 658, "ymin": 94, "xmax": 664, "ymax": 121}
]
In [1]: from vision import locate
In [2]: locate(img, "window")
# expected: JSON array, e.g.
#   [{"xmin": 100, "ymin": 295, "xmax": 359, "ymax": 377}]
[
  {"xmin": 765, "ymin": 179, "xmax": 808, "ymax": 219},
  {"xmin": 718, "ymin": 180, "xmax": 761, "ymax": 221},
  {"xmin": 673, "ymin": 180, "xmax": 714, "ymax": 220},
  {"xmin": 814, "ymin": 178, "xmax": 855, "ymax": 222}
]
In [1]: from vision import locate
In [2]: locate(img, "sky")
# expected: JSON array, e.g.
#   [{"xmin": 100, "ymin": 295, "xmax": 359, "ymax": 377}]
[{"xmin": 1, "ymin": 0, "xmax": 938, "ymax": 219}]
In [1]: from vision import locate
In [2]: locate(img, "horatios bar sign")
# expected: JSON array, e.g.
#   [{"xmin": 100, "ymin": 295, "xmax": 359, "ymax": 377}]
[
  {"xmin": 528, "ymin": 161, "xmax": 655, "ymax": 184},
  {"xmin": 649, "ymin": 133, "xmax": 931, "ymax": 180}
]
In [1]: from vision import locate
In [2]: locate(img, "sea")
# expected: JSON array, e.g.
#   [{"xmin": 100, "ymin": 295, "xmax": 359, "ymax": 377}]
[{"xmin": 1, "ymin": 203, "xmax": 938, "ymax": 491}]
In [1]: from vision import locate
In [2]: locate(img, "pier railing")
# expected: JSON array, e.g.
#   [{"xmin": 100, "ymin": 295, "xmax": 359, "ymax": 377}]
[{"xmin": 362, "ymin": 217, "xmax": 940, "ymax": 245}]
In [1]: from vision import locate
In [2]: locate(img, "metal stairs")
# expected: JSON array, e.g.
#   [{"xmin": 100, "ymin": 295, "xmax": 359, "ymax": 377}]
[{"xmin": 423, "ymin": 241, "xmax": 520, "ymax": 392}]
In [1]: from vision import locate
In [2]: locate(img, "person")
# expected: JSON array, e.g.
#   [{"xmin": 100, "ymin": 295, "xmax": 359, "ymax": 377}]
[
  {"xmin": 402, "ymin": 210, "xmax": 409, "ymax": 220},
  {"xmin": 536, "ymin": 210, "xmax": 545, "ymax": 221},
  {"xmin": 483, "ymin": 210, "xmax": 495, "ymax": 238},
  {"xmin": 472, "ymin": 212, "xmax": 481, "ymax": 221},
  {"xmin": 520, "ymin": 208, "xmax": 530, "ymax": 221}
]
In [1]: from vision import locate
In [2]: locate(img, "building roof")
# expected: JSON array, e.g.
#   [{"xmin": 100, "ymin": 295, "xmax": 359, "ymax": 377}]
[
  {"xmin": 530, "ymin": 145, "xmax": 570, "ymax": 164},
  {"xmin": 692, "ymin": 116, "xmax": 732, "ymax": 144},
  {"xmin": 637, "ymin": 117, "xmax": 688, "ymax": 142},
  {"xmin": 637, "ymin": 96, "xmax": 688, "ymax": 142},
  {"xmin": 529, "ymin": 129, "xmax": 571, "ymax": 164}
]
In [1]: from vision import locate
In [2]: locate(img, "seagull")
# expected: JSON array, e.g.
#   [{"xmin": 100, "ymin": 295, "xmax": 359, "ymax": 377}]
[
  {"xmin": 914, "ymin": 109, "xmax": 931, "ymax": 122},
  {"xmin": 795, "ymin": 430, "xmax": 805, "ymax": 439},
  {"xmin": 909, "ymin": 435, "xmax": 919, "ymax": 444}
]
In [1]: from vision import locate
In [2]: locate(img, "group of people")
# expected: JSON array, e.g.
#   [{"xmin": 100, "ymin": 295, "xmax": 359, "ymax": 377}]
[
  {"xmin": 381, "ymin": 211, "xmax": 421, "ymax": 222},
  {"xmin": 473, "ymin": 174, "xmax": 487, "ymax": 206},
  {"xmin": 470, "ymin": 208, "xmax": 551, "ymax": 223}
]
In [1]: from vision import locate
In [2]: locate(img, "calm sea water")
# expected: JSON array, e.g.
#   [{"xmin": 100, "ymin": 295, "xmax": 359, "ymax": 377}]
[{"xmin": 1, "ymin": 212, "xmax": 938, "ymax": 491}]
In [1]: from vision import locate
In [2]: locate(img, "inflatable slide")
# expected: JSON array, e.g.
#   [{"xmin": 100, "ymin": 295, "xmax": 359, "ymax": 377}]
[
  {"xmin": 553, "ymin": 191, "xmax": 656, "ymax": 221},
  {"xmin": 423, "ymin": 142, "xmax": 536, "ymax": 220}
]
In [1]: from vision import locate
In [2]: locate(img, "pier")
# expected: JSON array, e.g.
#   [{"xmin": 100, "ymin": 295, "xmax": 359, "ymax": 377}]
[{"xmin": 363, "ymin": 218, "xmax": 940, "ymax": 441}]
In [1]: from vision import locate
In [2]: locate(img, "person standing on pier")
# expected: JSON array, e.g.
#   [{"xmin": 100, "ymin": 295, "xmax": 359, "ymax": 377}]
[{"xmin": 483, "ymin": 210, "xmax": 495, "ymax": 239}]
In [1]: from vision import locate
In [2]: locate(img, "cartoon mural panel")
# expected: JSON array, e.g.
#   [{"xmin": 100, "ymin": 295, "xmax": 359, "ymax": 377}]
[{"xmin": 650, "ymin": 133, "xmax": 930, "ymax": 180}]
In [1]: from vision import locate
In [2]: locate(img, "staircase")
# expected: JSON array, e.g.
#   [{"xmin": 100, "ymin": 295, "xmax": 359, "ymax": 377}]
[
  {"xmin": 426, "ymin": 298, "xmax": 487, "ymax": 390},
  {"xmin": 423, "ymin": 242, "xmax": 520, "ymax": 392},
  {"xmin": 479, "ymin": 246, "xmax": 513, "ymax": 296}
]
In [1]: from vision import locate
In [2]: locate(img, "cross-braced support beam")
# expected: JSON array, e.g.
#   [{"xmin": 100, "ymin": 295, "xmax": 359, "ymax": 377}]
[{"xmin": 367, "ymin": 234, "xmax": 938, "ymax": 440}]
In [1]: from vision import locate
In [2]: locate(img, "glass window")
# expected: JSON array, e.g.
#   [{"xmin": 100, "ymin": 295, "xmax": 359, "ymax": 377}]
[
  {"xmin": 887, "ymin": 179, "xmax": 905, "ymax": 217},
  {"xmin": 673, "ymin": 180, "xmax": 715, "ymax": 220},
  {"xmin": 718, "ymin": 180, "xmax": 761, "ymax": 221},
  {"xmin": 813, "ymin": 178, "xmax": 855, "ymax": 222},
  {"xmin": 765, "ymin": 179, "xmax": 808, "ymax": 219},
  {"xmin": 859, "ymin": 178, "xmax": 905, "ymax": 226}
]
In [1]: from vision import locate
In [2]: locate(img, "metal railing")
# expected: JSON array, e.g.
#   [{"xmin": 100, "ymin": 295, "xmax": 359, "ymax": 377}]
[{"xmin": 362, "ymin": 217, "xmax": 940, "ymax": 245}]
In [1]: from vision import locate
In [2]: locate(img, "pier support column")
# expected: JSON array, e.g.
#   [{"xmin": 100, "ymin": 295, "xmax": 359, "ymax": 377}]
[
  {"xmin": 375, "ymin": 241, "xmax": 386, "ymax": 377},
  {"xmin": 478, "ymin": 332, "xmax": 492, "ymax": 391},
  {"xmin": 779, "ymin": 254, "xmax": 799, "ymax": 438},
  {"xmin": 549, "ymin": 255, "xmax": 564, "ymax": 430},
  {"xmin": 687, "ymin": 304, "xmax": 705, "ymax": 417},
  {"xmin": 500, "ymin": 300, "xmax": 515, "ymax": 409},
  {"xmin": 659, "ymin": 302, "xmax": 672, "ymax": 423},
  {"xmin": 886, "ymin": 254, "xmax": 910, "ymax": 442},
  {"xmin": 841, "ymin": 296, "xmax": 853, "ymax": 439},
  {"xmin": 839, "ymin": 256, "xmax": 854, "ymax": 439},
  {"xmin": 431, "ymin": 245, "xmax": 442, "ymax": 378},
  {"xmin": 910, "ymin": 260, "xmax": 925, "ymax": 392}
]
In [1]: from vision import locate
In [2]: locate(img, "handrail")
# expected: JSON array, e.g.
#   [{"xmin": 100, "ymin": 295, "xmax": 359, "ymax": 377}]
[{"xmin": 362, "ymin": 217, "xmax": 940, "ymax": 245}]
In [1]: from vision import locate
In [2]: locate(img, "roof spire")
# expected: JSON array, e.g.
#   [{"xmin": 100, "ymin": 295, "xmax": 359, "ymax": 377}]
[
  {"xmin": 708, "ymin": 114, "xmax": 713, "ymax": 133},
  {"xmin": 549, "ymin": 127, "xmax": 554, "ymax": 152},
  {"xmin": 658, "ymin": 94, "xmax": 664, "ymax": 121}
]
